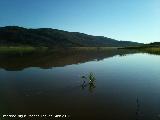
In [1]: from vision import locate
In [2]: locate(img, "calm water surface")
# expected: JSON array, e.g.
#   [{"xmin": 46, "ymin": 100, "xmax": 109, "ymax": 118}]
[{"xmin": 0, "ymin": 50, "xmax": 160, "ymax": 120}]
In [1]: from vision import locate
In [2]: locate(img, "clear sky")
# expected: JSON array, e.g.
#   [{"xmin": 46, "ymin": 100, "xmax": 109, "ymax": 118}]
[{"xmin": 0, "ymin": 0, "xmax": 160, "ymax": 43}]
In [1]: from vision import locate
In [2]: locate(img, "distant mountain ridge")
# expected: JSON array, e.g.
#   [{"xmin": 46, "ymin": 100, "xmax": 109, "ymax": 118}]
[{"xmin": 0, "ymin": 26, "xmax": 142, "ymax": 47}]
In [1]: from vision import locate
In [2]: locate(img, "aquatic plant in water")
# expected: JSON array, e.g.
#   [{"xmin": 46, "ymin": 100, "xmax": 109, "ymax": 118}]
[
  {"xmin": 81, "ymin": 72, "xmax": 96, "ymax": 84},
  {"xmin": 81, "ymin": 72, "xmax": 96, "ymax": 92}
]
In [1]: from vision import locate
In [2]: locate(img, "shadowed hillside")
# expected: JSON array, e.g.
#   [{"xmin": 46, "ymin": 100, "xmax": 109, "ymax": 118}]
[{"xmin": 0, "ymin": 26, "xmax": 142, "ymax": 47}]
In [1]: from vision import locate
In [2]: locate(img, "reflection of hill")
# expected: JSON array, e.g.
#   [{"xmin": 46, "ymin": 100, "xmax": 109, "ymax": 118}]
[{"xmin": 0, "ymin": 49, "xmax": 137, "ymax": 71}]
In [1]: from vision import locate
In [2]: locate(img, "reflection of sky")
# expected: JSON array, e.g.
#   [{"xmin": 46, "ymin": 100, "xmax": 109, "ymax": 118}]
[
  {"xmin": 0, "ymin": 53, "xmax": 160, "ymax": 119},
  {"xmin": 0, "ymin": 0, "xmax": 160, "ymax": 43},
  {"xmin": 1, "ymin": 53, "xmax": 160, "ymax": 98}
]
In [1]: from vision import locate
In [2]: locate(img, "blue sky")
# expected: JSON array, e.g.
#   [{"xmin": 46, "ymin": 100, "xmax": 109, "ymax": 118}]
[{"xmin": 0, "ymin": 0, "xmax": 160, "ymax": 43}]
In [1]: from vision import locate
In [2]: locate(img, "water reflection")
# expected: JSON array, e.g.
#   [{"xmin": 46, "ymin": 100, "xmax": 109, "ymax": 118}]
[
  {"xmin": 136, "ymin": 97, "xmax": 142, "ymax": 120},
  {"xmin": 81, "ymin": 82, "xmax": 96, "ymax": 93},
  {"xmin": 0, "ymin": 49, "xmax": 138, "ymax": 71},
  {"xmin": 1, "ymin": 49, "xmax": 160, "ymax": 120}
]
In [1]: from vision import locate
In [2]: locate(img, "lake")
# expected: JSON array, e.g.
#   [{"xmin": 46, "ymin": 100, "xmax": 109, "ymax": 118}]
[{"xmin": 0, "ymin": 49, "xmax": 160, "ymax": 120}]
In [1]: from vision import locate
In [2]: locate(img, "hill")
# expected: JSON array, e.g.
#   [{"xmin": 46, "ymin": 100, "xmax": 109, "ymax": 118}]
[
  {"xmin": 0, "ymin": 26, "xmax": 142, "ymax": 47},
  {"xmin": 147, "ymin": 42, "xmax": 160, "ymax": 47}
]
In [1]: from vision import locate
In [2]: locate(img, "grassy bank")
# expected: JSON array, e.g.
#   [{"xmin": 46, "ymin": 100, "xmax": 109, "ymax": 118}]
[
  {"xmin": 120, "ymin": 46, "xmax": 160, "ymax": 55},
  {"xmin": 140, "ymin": 47, "xmax": 160, "ymax": 54},
  {"xmin": 0, "ymin": 46, "xmax": 119, "ymax": 55},
  {"xmin": 69, "ymin": 47, "xmax": 118, "ymax": 51},
  {"xmin": 0, "ymin": 46, "xmax": 48, "ymax": 54}
]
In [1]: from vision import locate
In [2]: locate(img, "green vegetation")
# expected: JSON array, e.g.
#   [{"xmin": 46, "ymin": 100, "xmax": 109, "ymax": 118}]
[
  {"xmin": 140, "ymin": 47, "xmax": 160, "ymax": 55},
  {"xmin": 0, "ymin": 46, "xmax": 48, "ymax": 54},
  {"xmin": 81, "ymin": 72, "xmax": 96, "ymax": 93},
  {"xmin": 0, "ymin": 46, "xmax": 35, "ymax": 52},
  {"xmin": 88, "ymin": 72, "xmax": 96, "ymax": 84},
  {"xmin": 0, "ymin": 26, "xmax": 142, "ymax": 47},
  {"xmin": 120, "ymin": 42, "xmax": 160, "ymax": 55},
  {"xmin": 0, "ymin": 46, "xmax": 118, "ymax": 54},
  {"xmin": 71, "ymin": 47, "xmax": 118, "ymax": 51},
  {"xmin": 81, "ymin": 72, "xmax": 96, "ymax": 85}
]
